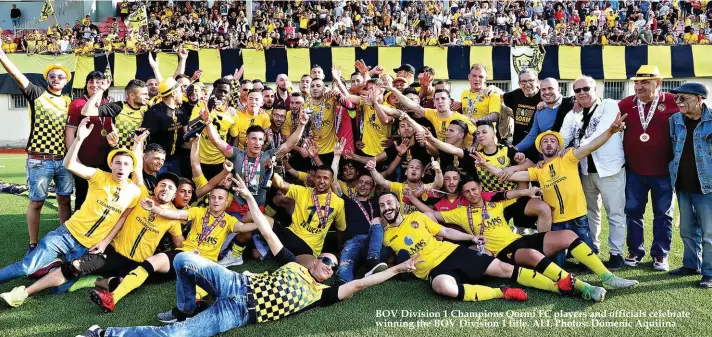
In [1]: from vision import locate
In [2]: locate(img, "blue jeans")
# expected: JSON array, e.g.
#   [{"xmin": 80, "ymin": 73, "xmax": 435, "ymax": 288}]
[
  {"xmin": 26, "ymin": 158, "xmax": 74, "ymax": 201},
  {"xmin": 337, "ymin": 224, "xmax": 386, "ymax": 283},
  {"xmin": 677, "ymin": 192, "xmax": 712, "ymax": 277},
  {"xmin": 551, "ymin": 216, "xmax": 595, "ymax": 267},
  {"xmin": 0, "ymin": 224, "xmax": 86, "ymax": 285},
  {"xmin": 11, "ymin": 18, "xmax": 19, "ymax": 27},
  {"xmin": 218, "ymin": 211, "xmax": 245, "ymax": 260},
  {"xmin": 625, "ymin": 170, "xmax": 674, "ymax": 259},
  {"xmin": 105, "ymin": 253, "xmax": 251, "ymax": 337}
]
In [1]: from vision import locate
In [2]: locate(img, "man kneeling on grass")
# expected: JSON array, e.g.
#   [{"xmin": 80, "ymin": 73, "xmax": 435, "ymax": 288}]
[{"xmin": 76, "ymin": 175, "xmax": 421, "ymax": 337}]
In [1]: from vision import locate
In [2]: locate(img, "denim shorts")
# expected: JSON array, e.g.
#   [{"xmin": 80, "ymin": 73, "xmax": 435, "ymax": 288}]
[{"xmin": 26, "ymin": 158, "xmax": 74, "ymax": 201}]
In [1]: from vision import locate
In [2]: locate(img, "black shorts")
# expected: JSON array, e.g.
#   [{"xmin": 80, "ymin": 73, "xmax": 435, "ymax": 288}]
[
  {"xmin": 428, "ymin": 246, "xmax": 495, "ymax": 284},
  {"xmin": 273, "ymin": 225, "xmax": 314, "ymax": 256},
  {"xmin": 504, "ymin": 196, "xmax": 538, "ymax": 229},
  {"xmin": 495, "ymin": 232, "xmax": 547, "ymax": 264},
  {"xmin": 78, "ymin": 245, "xmax": 140, "ymax": 278}
]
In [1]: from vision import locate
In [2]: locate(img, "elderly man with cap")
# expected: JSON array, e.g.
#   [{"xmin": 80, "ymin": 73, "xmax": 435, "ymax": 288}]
[
  {"xmin": 0, "ymin": 48, "xmax": 74, "ymax": 255},
  {"xmin": 494, "ymin": 110, "xmax": 628, "ymax": 269},
  {"xmin": 668, "ymin": 82, "xmax": 712, "ymax": 288},
  {"xmin": 559, "ymin": 75, "xmax": 627, "ymax": 270},
  {"xmin": 141, "ymin": 78, "xmax": 186, "ymax": 176},
  {"xmin": 618, "ymin": 65, "xmax": 679, "ymax": 272},
  {"xmin": 0, "ymin": 118, "xmax": 142, "ymax": 307}
]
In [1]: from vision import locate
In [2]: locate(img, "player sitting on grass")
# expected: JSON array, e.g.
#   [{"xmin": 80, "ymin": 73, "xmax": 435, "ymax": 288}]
[
  {"xmin": 76, "ymin": 175, "xmax": 422, "ymax": 337},
  {"xmin": 427, "ymin": 177, "xmax": 638, "ymax": 302},
  {"xmin": 0, "ymin": 118, "xmax": 142, "ymax": 307}
]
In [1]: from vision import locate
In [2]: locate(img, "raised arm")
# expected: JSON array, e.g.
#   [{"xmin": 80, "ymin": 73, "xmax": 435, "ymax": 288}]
[
  {"xmin": 331, "ymin": 138, "xmax": 346, "ymax": 196},
  {"xmin": 271, "ymin": 173, "xmax": 291, "ymax": 194},
  {"xmin": 197, "ymin": 161, "xmax": 233, "ymax": 199},
  {"xmin": 175, "ymin": 48, "xmax": 188, "ymax": 79},
  {"xmin": 437, "ymin": 226, "xmax": 477, "ymax": 242},
  {"xmin": 80, "ymin": 79, "xmax": 111, "ymax": 117},
  {"xmin": 365, "ymin": 159, "xmax": 391, "ymax": 190},
  {"xmin": 424, "ymin": 131, "xmax": 464, "ymax": 157},
  {"xmin": 429, "ymin": 158, "xmax": 443, "ymax": 190},
  {"xmin": 388, "ymin": 86, "xmax": 425, "ymax": 116},
  {"xmin": 147, "ymin": 52, "xmax": 163, "ymax": 83},
  {"xmin": 63, "ymin": 118, "xmax": 98, "ymax": 180},
  {"xmin": 202, "ymin": 110, "xmax": 235, "ymax": 159},
  {"xmin": 573, "ymin": 112, "xmax": 627, "ymax": 160},
  {"xmin": 0, "ymin": 49, "xmax": 29, "ymax": 90},
  {"xmin": 131, "ymin": 129, "xmax": 150, "ymax": 186},
  {"xmin": 276, "ymin": 110, "xmax": 308, "ymax": 158},
  {"xmin": 403, "ymin": 189, "xmax": 435, "ymax": 213},
  {"xmin": 331, "ymin": 67, "xmax": 361, "ymax": 104},
  {"xmin": 370, "ymin": 91, "xmax": 394, "ymax": 124},
  {"xmin": 337, "ymin": 253, "xmax": 422, "ymax": 300},
  {"xmin": 145, "ymin": 198, "xmax": 190, "ymax": 220},
  {"xmin": 469, "ymin": 151, "xmax": 531, "ymax": 182}
]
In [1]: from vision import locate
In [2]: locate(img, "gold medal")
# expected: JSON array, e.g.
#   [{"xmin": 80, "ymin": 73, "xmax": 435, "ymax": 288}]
[
  {"xmin": 100, "ymin": 129, "xmax": 108, "ymax": 137},
  {"xmin": 640, "ymin": 133, "xmax": 650, "ymax": 142}
]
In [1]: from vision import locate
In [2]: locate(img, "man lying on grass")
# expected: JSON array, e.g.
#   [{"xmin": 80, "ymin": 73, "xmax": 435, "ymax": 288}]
[{"xmin": 76, "ymin": 175, "xmax": 421, "ymax": 337}]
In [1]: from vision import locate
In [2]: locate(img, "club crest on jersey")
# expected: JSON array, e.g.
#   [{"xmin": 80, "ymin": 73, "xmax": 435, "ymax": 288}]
[
  {"xmin": 220, "ymin": 220, "xmax": 227, "ymax": 228},
  {"xmin": 657, "ymin": 104, "xmax": 665, "ymax": 111},
  {"xmin": 147, "ymin": 214, "xmax": 156, "ymax": 222},
  {"xmin": 488, "ymin": 202, "xmax": 496, "ymax": 208},
  {"xmin": 411, "ymin": 221, "xmax": 419, "ymax": 229},
  {"xmin": 497, "ymin": 156, "xmax": 506, "ymax": 165}
]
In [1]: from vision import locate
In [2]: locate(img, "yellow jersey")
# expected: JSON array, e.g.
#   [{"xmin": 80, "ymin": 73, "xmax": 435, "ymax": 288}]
[
  {"xmin": 389, "ymin": 181, "xmax": 434, "ymax": 216},
  {"xmin": 286, "ymin": 185, "xmax": 346, "ymax": 255},
  {"xmin": 234, "ymin": 108, "xmax": 271, "ymax": 151},
  {"xmin": 65, "ymin": 171, "xmax": 141, "ymax": 248},
  {"xmin": 382, "ymin": 212, "xmax": 457, "ymax": 279},
  {"xmin": 179, "ymin": 207, "xmax": 239, "ymax": 262},
  {"xmin": 191, "ymin": 104, "xmax": 239, "ymax": 164},
  {"xmin": 527, "ymin": 151, "xmax": 586, "ymax": 223},
  {"xmin": 460, "ymin": 90, "xmax": 502, "ymax": 120},
  {"xmin": 111, "ymin": 186, "xmax": 182, "ymax": 262},
  {"xmin": 440, "ymin": 200, "xmax": 519, "ymax": 255},
  {"xmin": 114, "ymin": 103, "xmax": 148, "ymax": 150},
  {"xmin": 359, "ymin": 98, "xmax": 392, "ymax": 156},
  {"xmin": 475, "ymin": 145, "xmax": 519, "ymax": 192},
  {"xmin": 423, "ymin": 108, "xmax": 475, "ymax": 147},
  {"xmin": 303, "ymin": 97, "xmax": 338, "ymax": 154}
]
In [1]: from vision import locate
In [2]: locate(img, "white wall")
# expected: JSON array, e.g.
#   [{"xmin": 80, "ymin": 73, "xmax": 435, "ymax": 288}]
[{"xmin": 2, "ymin": 78, "xmax": 711, "ymax": 148}]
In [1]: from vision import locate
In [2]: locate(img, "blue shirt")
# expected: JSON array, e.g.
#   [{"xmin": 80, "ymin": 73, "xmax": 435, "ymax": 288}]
[
  {"xmin": 515, "ymin": 105, "xmax": 559, "ymax": 153},
  {"xmin": 383, "ymin": 36, "xmax": 395, "ymax": 46}
]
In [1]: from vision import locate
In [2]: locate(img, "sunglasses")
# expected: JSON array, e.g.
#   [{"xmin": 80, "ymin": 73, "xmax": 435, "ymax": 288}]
[
  {"xmin": 317, "ymin": 255, "xmax": 338, "ymax": 270},
  {"xmin": 48, "ymin": 74, "xmax": 67, "ymax": 80},
  {"xmin": 573, "ymin": 86, "xmax": 591, "ymax": 94}
]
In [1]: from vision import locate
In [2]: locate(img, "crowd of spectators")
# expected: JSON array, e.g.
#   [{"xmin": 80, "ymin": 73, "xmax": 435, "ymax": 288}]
[{"xmin": 3, "ymin": 0, "xmax": 712, "ymax": 55}]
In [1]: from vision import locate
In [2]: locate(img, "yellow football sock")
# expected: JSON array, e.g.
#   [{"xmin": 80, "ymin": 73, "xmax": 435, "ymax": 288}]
[
  {"xmin": 515, "ymin": 267, "xmax": 560, "ymax": 294},
  {"xmin": 196, "ymin": 286, "xmax": 208, "ymax": 300},
  {"xmin": 232, "ymin": 243, "xmax": 246, "ymax": 257},
  {"xmin": 461, "ymin": 284, "xmax": 503, "ymax": 302},
  {"xmin": 112, "ymin": 266, "xmax": 149, "ymax": 304},
  {"xmin": 569, "ymin": 240, "xmax": 610, "ymax": 278}
]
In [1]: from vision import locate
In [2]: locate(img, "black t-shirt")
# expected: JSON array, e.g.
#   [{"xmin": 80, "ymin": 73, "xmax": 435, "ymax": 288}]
[
  {"xmin": 384, "ymin": 141, "xmax": 431, "ymax": 182},
  {"xmin": 143, "ymin": 170, "xmax": 157, "ymax": 192},
  {"xmin": 503, "ymin": 89, "xmax": 543, "ymax": 144},
  {"xmin": 438, "ymin": 149, "xmax": 477, "ymax": 178},
  {"xmin": 677, "ymin": 117, "xmax": 702, "ymax": 193},
  {"xmin": 141, "ymin": 102, "xmax": 184, "ymax": 160},
  {"xmin": 344, "ymin": 197, "xmax": 381, "ymax": 241}
]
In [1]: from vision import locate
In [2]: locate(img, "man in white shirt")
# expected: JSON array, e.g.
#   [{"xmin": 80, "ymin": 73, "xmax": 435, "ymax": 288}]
[{"xmin": 559, "ymin": 76, "xmax": 627, "ymax": 270}]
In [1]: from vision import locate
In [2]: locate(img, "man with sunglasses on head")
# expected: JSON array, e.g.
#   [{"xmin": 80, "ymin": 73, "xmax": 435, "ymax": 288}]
[
  {"xmin": 77, "ymin": 176, "xmax": 421, "ymax": 337},
  {"xmin": 618, "ymin": 65, "xmax": 678, "ymax": 272},
  {"xmin": 0, "ymin": 49, "xmax": 73, "ymax": 255},
  {"xmin": 559, "ymin": 76, "xmax": 627, "ymax": 270}
]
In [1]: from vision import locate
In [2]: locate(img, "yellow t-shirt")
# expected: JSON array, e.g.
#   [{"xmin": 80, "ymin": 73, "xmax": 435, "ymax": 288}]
[
  {"xmin": 286, "ymin": 185, "xmax": 346, "ymax": 255},
  {"xmin": 234, "ymin": 108, "xmax": 271, "ymax": 150},
  {"xmin": 424, "ymin": 108, "xmax": 475, "ymax": 147},
  {"xmin": 476, "ymin": 145, "xmax": 519, "ymax": 192},
  {"xmin": 112, "ymin": 186, "xmax": 182, "ymax": 262},
  {"xmin": 527, "ymin": 151, "xmax": 586, "ymax": 223},
  {"xmin": 303, "ymin": 97, "xmax": 337, "ymax": 154},
  {"xmin": 65, "ymin": 171, "xmax": 142, "ymax": 248},
  {"xmin": 191, "ymin": 105, "xmax": 239, "ymax": 164},
  {"xmin": 390, "ymin": 181, "xmax": 434, "ymax": 216},
  {"xmin": 359, "ymin": 98, "xmax": 391, "ymax": 156},
  {"xmin": 179, "ymin": 207, "xmax": 239, "ymax": 262},
  {"xmin": 299, "ymin": 16, "xmax": 309, "ymax": 29},
  {"xmin": 460, "ymin": 90, "xmax": 502, "ymax": 120},
  {"xmin": 382, "ymin": 212, "xmax": 457, "ymax": 279},
  {"xmin": 440, "ymin": 200, "xmax": 519, "ymax": 255}
]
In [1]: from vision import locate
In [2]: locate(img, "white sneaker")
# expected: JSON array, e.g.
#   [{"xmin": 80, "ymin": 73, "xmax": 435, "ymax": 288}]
[
  {"xmin": 653, "ymin": 257, "xmax": 669, "ymax": 271},
  {"xmin": 218, "ymin": 251, "xmax": 244, "ymax": 267},
  {"xmin": 364, "ymin": 262, "xmax": 388, "ymax": 277}
]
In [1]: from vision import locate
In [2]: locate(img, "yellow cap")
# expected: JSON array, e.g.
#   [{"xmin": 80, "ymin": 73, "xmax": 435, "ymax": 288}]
[
  {"xmin": 106, "ymin": 148, "xmax": 138, "ymax": 172},
  {"xmin": 535, "ymin": 131, "xmax": 564, "ymax": 154},
  {"xmin": 630, "ymin": 65, "xmax": 663, "ymax": 81},
  {"xmin": 158, "ymin": 78, "xmax": 179, "ymax": 97},
  {"xmin": 43, "ymin": 64, "xmax": 72, "ymax": 82}
]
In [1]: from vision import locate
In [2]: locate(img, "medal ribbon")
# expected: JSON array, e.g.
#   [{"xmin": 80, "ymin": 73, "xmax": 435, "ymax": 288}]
[
  {"xmin": 197, "ymin": 211, "xmax": 226, "ymax": 246},
  {"xmin": 636, "ymin": 94, "xmax": 661, "ymax": 134},
  {"xmin": 243, "ymin": 153, "xmax": 261, "ymax": 183},
  {"xmin": 354, "ymin": 198, "xmax": 374, "ymax": 223},
  {"xmin": 466, "ymin": 90, "xmax": 483, "ymax": 118},
  {"xmin": 312, "ymin": 190, "xmax": 332, "ymax": 227},
  {"xmin": 467, "ymin": 203, "xmax": 489, "ymax": 237}
]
